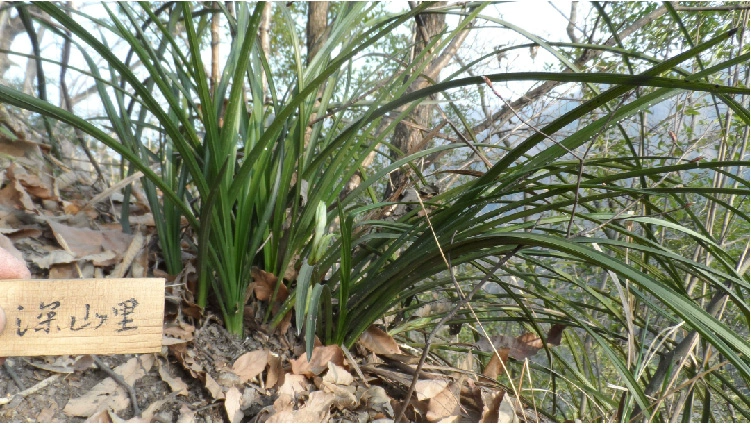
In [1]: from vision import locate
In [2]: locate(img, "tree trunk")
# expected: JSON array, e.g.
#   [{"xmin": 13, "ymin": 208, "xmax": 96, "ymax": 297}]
[
  {"xmin": 306, "ymin": 1, "xmax": 328, "ymax": 65},
  {"xmin": 258, "ymin": 2, "xmax": 272, "ymax": 98},
  {"xmin": 0, "ymin": 5, "xmax": 24, "ymax": 80},
  {"xmin": 210, "ymin": 1, "xmax": 220, "ymax": 94},
  {"xmin": 304, "ymin": 1, "xmax": 329, "ymax": 145},
  {"xmin": 385, "ymin": 1, "xmax": 448, "ymax": 200}
]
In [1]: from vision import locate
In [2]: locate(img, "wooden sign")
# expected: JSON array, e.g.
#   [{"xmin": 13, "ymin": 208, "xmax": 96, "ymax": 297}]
[{"xmin": 0, "ymin": 278, "xmax": 164, "ymax": 356}]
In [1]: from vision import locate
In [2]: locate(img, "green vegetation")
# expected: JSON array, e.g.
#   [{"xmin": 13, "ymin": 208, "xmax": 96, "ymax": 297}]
[{"xmin": 0, "ymin": 1, "xmax": 747, "ymax": 421}]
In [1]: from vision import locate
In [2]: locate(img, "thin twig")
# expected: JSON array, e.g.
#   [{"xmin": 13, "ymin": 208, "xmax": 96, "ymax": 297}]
[
  {"xmin": 341, "ymin": 344, "xmax": 369, "ymax": 388},
  {"xmin": 482, "ymin": 76, "xmax": 581, "ymax": 160},
  {"xmin": 92, "ymin": 355, "xmax": 141, "ymax": 416},
  {"xmin": 438, "ymin": 107, "xmax": 493, "ymax": 170},
  {"xmin": 0, "ymin": 375, "xmax": 59, "ymax": 405},
  {"xmin": 2, "ymin": 361, "xmax": 26, "ymax": 391}
]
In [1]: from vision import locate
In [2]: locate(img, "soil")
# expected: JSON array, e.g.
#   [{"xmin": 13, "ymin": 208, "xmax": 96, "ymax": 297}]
[{"xmin": 0, "ymin": 320, "xmax": 262, "ymax": 422}]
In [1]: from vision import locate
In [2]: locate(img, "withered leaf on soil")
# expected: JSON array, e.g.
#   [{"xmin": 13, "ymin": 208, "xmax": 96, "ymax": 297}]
[
  {"xmin": 121, "ymin": 399, "xmax": 168, "ymax": 423},
  {"xmin": 425, "ymin": 381, "xmax": 461, "ymax": 422},
  {"xmin": 64, "ymin": 355, "xmax": 155, "ymax": 417},
  {"xmin": 359, "ymin": 386, "xmax": 394, "ymax": 418},
  {"xmin": 321, "ymin": 380, "xmax": 358, "ymax": 410},
  {"xmin": 224, "ymin": 386, "xmax": 244, "ymax": 423},
  {"xmin": 415, "ymin": 378, "xmax": 450, "ymax": 401},
  {"xmin": 477, "ymin": 324, "xmax": 566, "ymax": 361},
  {"xmin": 251, "ymin": 267, "xmax": 288, "ymax": 302},
  {"xmin": 157, "ymin": 359, "xmax": 189, "ymax": 396},
  {"xmin": 359, "ymin": 325, "xmax": 401, "ymax": 355},
  {"xmin": 278, "ymin": 374, "xmax": 310, "ymax": 398},
  {"xmin": 169, "ymin": 343, "xmax": 205, "ymax": 378},
  {"xmin": 322, "ymin": 362, "xmax": 354, "ymax": 386},
  {"xmin": 84, "ymin": 409, "xmax": 113, "ymax": 423},
  {"xmin": 267, "ymin": 391, "xmax": 331, "ymax": 423},
  {"xmin": 482, "ymin": 348, "xmax": 510, "ymax": 380},
  {"xmin": 5, "ymin": 162, "xmax": 55, "ymax": 203},
  {"xmin": 250, "ymin": 267, "xmax": 293, "ymax": 333},
  {"xmin": 232, "ymin": 349, "xmax": 269, "ymax": 383},
  {"xmin": 176, "ymin": 404, "xmax": 196, "ymax": 423},
  {"xmin": 266, "ymin": 352, "xmax": 284, "ymax": 388},
  {"xmin": 48, "ymin": 262, "xmax": 77, "ymax": 279},
  {"xmin": 290, "ymin": 344, "xmax": 345, "ymax": 377},
  {"xmin": 204, "ymin": 373, "xmax": 225, "ymax": 400},
  {"xmin": 0, "ymin": 136, "xmax": 43, "ymax": 159},
  {"xmin": 163, "ymin": 322, "xmax": 195, "ymax": 343},
  {"xmin": 48, "ymin": 221, "xmax": 133, "ymax": 266},
  {"xmin": 36, "ymin": 406, "xmax": 55, "ymax": 423},
  {"xmin": 479, "ymin": 388, "xmax": 506, "ymax": 423}
]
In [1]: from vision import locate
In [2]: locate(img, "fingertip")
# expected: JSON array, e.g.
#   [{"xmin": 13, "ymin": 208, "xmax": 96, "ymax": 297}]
[{"xmin": 0, "ymin": 247, "xmax": 31, "ymax": 279}]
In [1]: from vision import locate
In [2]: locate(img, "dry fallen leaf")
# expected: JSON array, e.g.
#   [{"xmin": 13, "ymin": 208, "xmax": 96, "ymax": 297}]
[
  {"xmin": 251, "ymin": 267, "xmax": 293, "ymax": 334},
  {"xmin": 205, "ymin": 373, "xmax": 225, "ymax": 400},
  {"xmin": 170, "ymin": 343, "xmax": 205, "ymax": 378},
  {"xmin": 479, "ymin": 388, "xmax": 506, "ymax": 423},
  {"xmin": 65, "ymin": 355, "xmax": 155, "ymax": 417},
  {"xmin": 477, "ymin": 324, "xmax": 567, "ymax": 362},
  {"xmin": 278, "ymin": 373, "xmax": 310, "ymax": 397},
  {"xmin": 0, "ymin": 136, "xmax": 43, "ymax": 159},
  {"xmin": 73, "ymin": 355, "xmax": 95, "ymax": 371},
  {"xmin": 251, "ymin": 267, "xmax": 288, "ymax": 302},
  {"xmin": 125, "ymin": 399, "xmax": 167, "ymax": 423},
  {"xmin": 267, "ymin": 392, "xmax": 331, "ymax": 423},
  {"xmin": 321, "ymin": 380, "xmax": 358, "ymax": 410},
  {"xmin": 163, "ymin": 322, "xmax": 195, "ymax": 343},
  {"xmin": 360, "ymin": 386, "xmax": 394, "ymax": 419},
  {"xmin": 359, "ymin": 325, "xmax": 401, "ymax": 355},
  {"xmin": 7, "ymin": 162, "xmax": 55, "ymax": 201},
  {"xmin": 84, "ymin": 409, "xmax": 113, "ymax": 423},
  {"xmin": 225, "ymin": 387, "xmax": 244, "ymax": 423},
  {"xmin": 497, "ymin": 394, "xmax": 519, "ymax": 423},
  {"xmin": 546, "ymin": 323, "xmax": 566, "ymax": 346},
  {"xmin": 306, "ymin": 391, "xmax": 335, "ymax": 413},
  {"xmin": 322, "ymin": 362, "xmax": 354, "ymax": 386},
  {"xmin": 415, "ymin": 378, "xmax": 450, "ymax": 401},
  {"xmin": 48, "ymin": 221, "xmax": 133, "ymax": 266},
  {"xmin": 29, "ymin": 249, "xmax": 75, "ymax": 269},
  {"xmin": 157, "ymin": 359, "xmax": 189, "ymax": 396},
  {"xmin": 232, "ymin": 349, "xmax": 269, "ymax": 383},
  {"xmin": 291, "ymin": 344, "xmax": 344, "ymax": 377},
  {"xmin": 36, "ymin": 406, "xmax": 55, "ymax": 422},
  {"xmin": 482, "ymin": 348, "xmax": 510, "ymax": 380},
  {"xmin": 176, "ymin": 404, "xmax": 196, "ymax": 423},
  {"xmin": 426, "ymin": 381, "xmax": 461, "ymax": 423},
  {"xmin": 49, "ymin": 262, "xmax": 77, "ymax": 279},
  {"xmin": 266, "ymin": 352, "xmax": 284, "ymax": 388},
  {"xmin": 273, "ymin": 393, "xmax": 295, "ymax": 413}
]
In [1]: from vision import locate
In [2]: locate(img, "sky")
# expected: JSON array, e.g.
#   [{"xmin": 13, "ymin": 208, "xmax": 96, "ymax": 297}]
[{"xmin": 6, "ymin": 1, "xmax": 590, "ymax": 106}]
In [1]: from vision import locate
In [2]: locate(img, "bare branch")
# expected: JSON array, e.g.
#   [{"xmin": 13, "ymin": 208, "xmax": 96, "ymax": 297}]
[{"xmin": 470, "ymin": 5, "xmax": 669, "ymax": 137}]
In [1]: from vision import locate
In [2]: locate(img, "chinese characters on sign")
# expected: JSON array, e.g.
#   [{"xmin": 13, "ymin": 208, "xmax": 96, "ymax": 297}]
[
  {"xmin": 14, "ymin": 297, "xmax": 141, "ymax": 337},
  {"xmin": 0, "ymin": 278, "xmax": 164, "ymax": 356}
]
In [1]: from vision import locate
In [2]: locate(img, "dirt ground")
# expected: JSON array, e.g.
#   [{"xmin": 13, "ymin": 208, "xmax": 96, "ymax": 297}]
[{"xmin": 0, "ymin": 321, "xmax": 268, "ymax": 422}]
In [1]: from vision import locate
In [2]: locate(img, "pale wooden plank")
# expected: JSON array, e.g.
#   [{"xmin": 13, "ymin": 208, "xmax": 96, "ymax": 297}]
[{"xmin": 0, "ymin": 278, "xmax": 164, "ymax": 356}]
